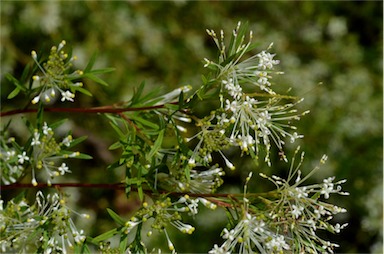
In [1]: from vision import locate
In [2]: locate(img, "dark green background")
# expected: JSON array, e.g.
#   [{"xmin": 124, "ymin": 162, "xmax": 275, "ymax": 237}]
[{"xmin": 1, "ymin": 1, "xmax": 382, "ymax": 253}]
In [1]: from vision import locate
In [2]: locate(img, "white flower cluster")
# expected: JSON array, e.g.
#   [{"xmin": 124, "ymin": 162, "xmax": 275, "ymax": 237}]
[
  {"xmin": 208, "ymin": 149, "xmax": 348, "ymax": 253},
  {"xmin": 30, "ymin": 122, "xmax": 79, "ymax": 186},
  {"xmin": 0, "ymin": 122, "xmax": 79, "ymax": 186},
  {"xmin": 209, "ymin": 211, "xmax": 290, "ymax": 254},
  {"xmin": 30, "ymin": 40, "xmax": 83, "ymax": 105},
  {"xmin": 0, "ymin": 142, "xmax": 24, "ymax": 185},
  {"xmin": 194, "ymin": 22, "xmax": 308, "ymax": 167},
  {"xmin": 260, "ymin": 149, "xmax": 348, "ymax": 253},
  {"xmin": 123, "ymin": 195, "xmax": 216, "ymax": 253},
  {"xmin": 0, "ymin": 191, "xmax": 89, "ymax": 253}
]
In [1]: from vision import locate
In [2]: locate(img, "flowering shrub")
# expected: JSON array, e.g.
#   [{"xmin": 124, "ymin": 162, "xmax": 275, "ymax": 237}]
[{"xmin": 0, "ymin": 22, "xmax": 348, "ymax": 253}]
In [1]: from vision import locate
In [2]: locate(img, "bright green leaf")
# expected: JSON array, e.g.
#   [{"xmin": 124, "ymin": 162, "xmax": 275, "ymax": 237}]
[
  {"xmin": 90, "ymin": 228, "xmax": 118, "ymax": 243},
  {"xmin": 83, "ymin": 73, "xmax": 109, "ymax": 86},
  {"xmin": 130, "ymin": 114, "xmax": 159, "ymax": 130},
  {"xmin": 107, "ymin": 208, "xmax": 125, "ymax": 226},
  {"xmin": 147, "ymin": 129, "xmax": 164, "ymax": 161},
  {"xmin": 7, "ymin": 87, "xmax": 21, "ymax": 99}
]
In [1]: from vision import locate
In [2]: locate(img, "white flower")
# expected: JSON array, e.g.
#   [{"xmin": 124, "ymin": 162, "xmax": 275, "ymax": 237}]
[
  {"xmin": 290, "ymin": 132, "xmax": 304, "ymax": 143},
  {"xmin": 43, "ymin": 122, "xmax": 52, "ymax": 135},
  {"xmin": 265, "ymin": 235, "xmax": 289, "ymax": 251},
  {"xmin": 17, "ymin": 152, "xmax": 29, "ymax": 164},
  {"xmin": 223, "ymin": 78, "xmax": 243, "ymax": 100},
  {"xmin": 257, "ymin": 51, "xmax": 280, "ymax": 70},
  {"xmin": 252, "ymin": 219, "xmax": 265, "ymax": 233},
  {"xmin": 6, "ymin": 150, "xmax": 15, "ymax": 160},
  {"xmin": 58, "ymin": 163, "xmax": 71, "ymax": 175},
  {"xmin": 61, "ymin": 135, "xmax": 72, "ymax": 147},
  {"xmin": 291, "ymin": 204, "xmax": 304, "ymax": 219},
  {"xmin": 237, "ymin": 134, "xmax": 255, "ymax": 152},
  {"xmin": 73, "ymin": 229, "xmax": 85, "ymax": 244},
  {"xmin": 31, "ymin": 132, "xmax": 41, "ymax": 146},
  {"xmin": 186, "ymin": 198, "xmax": 199, "ymax": 215},
  {"xmin": 222, "ymin": 228, "xmax": 235, "ymax": 241},
  {"xmin": 307, "ymin": 219, "xmax": 317, "ymax": 231},
  {"xmin": 216, "ymin": 113, "xmax": 230, "ymax": 125},
  {"xmin": 290, "ymin": 187, "xmax": 308, "ymax": 199},
  {"xmin": 61, "ymin": 90, "xmax": 75, "ymax": 102},
  {"xmin": 209, "ymin": 244, "xmax": 229, "ymax": 254},
  {"xmin": 314, "ymin": 205, "xmax": 328, "ymax": 218},
  {"xmin": 225, "ymin": 99, "xmax": 238, "ymax": 113},
  {"xmin": 321, "ymin": 177, "xmax": 336, "ymax": 199},
  {"xmin": 333, "ymin": 223, "xmax": 348, "ymax": 233}
]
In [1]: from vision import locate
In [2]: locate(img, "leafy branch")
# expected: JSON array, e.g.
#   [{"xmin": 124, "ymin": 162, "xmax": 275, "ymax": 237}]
[{"xmin": 0, "ymin": 22, "xmax": 348, "ymax": 254}]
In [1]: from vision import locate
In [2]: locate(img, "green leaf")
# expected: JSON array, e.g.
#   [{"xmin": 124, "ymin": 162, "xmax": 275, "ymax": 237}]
[
  {"xmin": 21, "ymin": 62, "xmax": 34, "ymax": 84},
  {"xmin": 129, "ymin": 81, "xmax": 162, "ymax": 107},
  {"xmin": 107, "ymin": 160, "xmax": 122, "ymax": 171},
  {"xmin": 184, "ymin": 166, "xmax": 190, "ymax": 182},
  {"xmin": 131, "ymin": 114, "xmax": 159, "ymax": 130},
  {"xmin": 5, "ymin": 73, "xmax": 26, "ymax": 91},
  {"xmin": 62, "ymin": 151, "xmax": 93, "ymax": 159},
  {"xmin": 83, "ymin": 73, "xmax": 109, "ymax": 86},
  {"xmin": 130, "ymin": 81, "xmax": 145, "ymax": 106},
  {"xmin": 109, "ymin": 141, "xmax": 122, "ymax": 150},
  {"xmin": 146, "ymin": 129, "xmax": 164, "ymax": 161},
  {"xmin": 87, "ymin": 68, "xmax": 115, "ymax": 74},
  {"xmin": 137, "ymin": 184, "xmax": 144, "ymax": 201},
  {"xmin": 311, "ymin": 192, "xmax": 321, "ymax": 200},
  {"xmin": 109, "ymin": 121, "xmax": 126, "ymax": 139},
  {"xmin": 84, "ymin": 52, "xmax": 97, "ymax": 73},
  {"xmin": 119, "ymin": 233, "xmax": 129, "ymax": 253},
  {"xmin": 75, "ymin": 153, "xmax": 93, "ymax": 160},
  {"xmin": 90, "ymin": 228, "xmax": 118, "ymax": 243},
  {"xmin": 7, "ymin": 87, "xmax": 21, "ymax": 99},
  {"xmin": 73, "ymin": 86, "xmax": 93, "ymax": 97},
  {"xmin": 107, "ymin": 208, "xmax": 125, "ymax": 226},
  {"xmin": 164, "ymin": 103, "xmax": 179, "ymax": 111},
  {"xmin": 36, "ymin": 103, "xmax": 45, "ymax": 128},
  {"xmin": 74, "ymin": 243, "xmax": 91, "ymax": 254},
  {"xmin": 83, "ymin": 244, "xmax": 92, "ymax": 254},
  {"xmin": 66, "ymin": 136, "xmax": 88, "ymax": 149}
]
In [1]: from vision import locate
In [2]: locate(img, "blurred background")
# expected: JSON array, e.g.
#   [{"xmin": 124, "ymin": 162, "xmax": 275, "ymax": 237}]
[{"xmin": 1, "ymin": 1, "xmax": 382, "ymax": 253}]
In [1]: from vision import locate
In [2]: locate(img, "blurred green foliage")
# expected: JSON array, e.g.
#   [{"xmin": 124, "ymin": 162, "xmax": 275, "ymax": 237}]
[{"xmin": 1, "ymin": 1, "xmax": 382, "ymax": 253}]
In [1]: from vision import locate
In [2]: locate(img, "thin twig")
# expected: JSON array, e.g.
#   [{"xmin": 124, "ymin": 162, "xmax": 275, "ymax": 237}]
[
  {"xmin": 0, "ymin": 102, "xmax": 179, "ymax": 117},
  {"xmin": 1, "ymin": 182, "xmax": 274, "ymax": 199}
]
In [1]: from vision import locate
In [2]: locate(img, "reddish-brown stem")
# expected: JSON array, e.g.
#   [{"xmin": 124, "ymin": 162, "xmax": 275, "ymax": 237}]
[
  {"xmin": 0, "ymin": 102, "xmax": 179, "ymax": 117},
  {"xmin": 1, "ymin": 182, "xmax": 125, "ymax": 190},
  {"xmin": 1, "ymin": 182, "xmax": 243, "ymax": 198}
]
